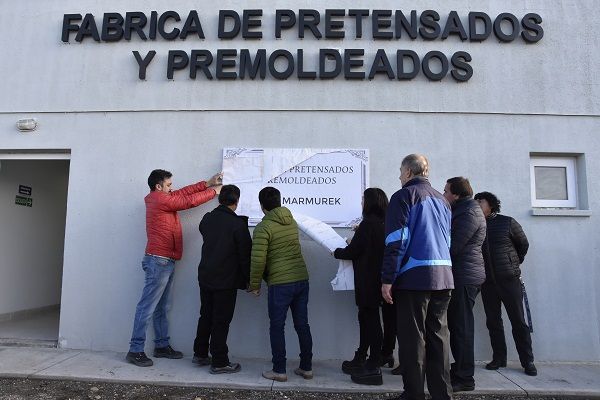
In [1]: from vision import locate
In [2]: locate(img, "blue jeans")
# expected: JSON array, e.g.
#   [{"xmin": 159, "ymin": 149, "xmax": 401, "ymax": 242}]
[
  {"xmin": 129, "ymin": 255, "xmax": 175, "ymax": 353},
  {"xmin": 268, "ymin": 280, "xmax": 313, "ymax": 373}
]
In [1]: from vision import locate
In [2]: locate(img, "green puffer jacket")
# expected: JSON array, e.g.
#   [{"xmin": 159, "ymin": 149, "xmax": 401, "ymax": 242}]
[{"xmin": 249, "ymin": 207, "xmax": 308, "ymax": 290}]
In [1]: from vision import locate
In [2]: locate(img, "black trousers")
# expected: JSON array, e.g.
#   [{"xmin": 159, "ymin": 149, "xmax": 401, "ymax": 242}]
[
  {"xmin": 481, "ymin": 279, "xmax": 533, "ymax": 366},
  {"xmin": 448, "ymin": 284, "xmax": 480, "ymax": 386},
  {"xmin": 381, "ymin": 301, "xmax": 397, "ymax": 357},
  {"xmin": 395, "ymin": 289, "xmax": 452, "ymax": 400},
  {"xmin": 193, "ymin": 286, "xmax": 237, "ymax": 368},
  {"xmin": 356, "ymin": 305, "xmax": 383, "ymax": 368},
  {"xmin": 358, "ymin": 303, "xmax": 396, "ymax": 358}
]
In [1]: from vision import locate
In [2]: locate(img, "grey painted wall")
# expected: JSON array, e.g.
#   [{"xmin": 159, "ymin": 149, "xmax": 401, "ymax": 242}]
[
  {"xmin": 1, "ymin": 112, "xmax": 598, "ymax": 362},
  {"xmin": 0, "ymin": 0, "xmax": 598, "ymax": 362},
  {"xmin": 0, "ymin": 160, "xmax": 69, "ymax": 315}
]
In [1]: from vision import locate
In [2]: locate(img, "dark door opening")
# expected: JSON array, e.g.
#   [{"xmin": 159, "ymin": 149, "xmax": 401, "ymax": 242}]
[{"xmin": 0, "ymin": 157, "xmax": 70, "ymax": 347}]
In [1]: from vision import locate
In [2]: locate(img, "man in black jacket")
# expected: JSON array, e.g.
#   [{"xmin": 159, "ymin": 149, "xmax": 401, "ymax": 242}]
[
  {"xmin": 443, "ymin": 177, "xmax": 486, "ymax": 392},
  {"xmin": 193, "ymin": 184, "xmax": 252, "ymax": 374}
]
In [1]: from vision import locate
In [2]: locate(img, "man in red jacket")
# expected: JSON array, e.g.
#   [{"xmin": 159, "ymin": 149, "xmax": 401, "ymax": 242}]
[{"xmin": 127, "ymin": 169, "xmax": 222, "ymax": 367}]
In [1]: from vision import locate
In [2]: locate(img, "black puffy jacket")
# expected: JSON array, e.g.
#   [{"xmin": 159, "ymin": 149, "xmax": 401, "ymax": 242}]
[
  {"xmin": 197, "ymin": 205, "xmax": 252, "ymax": 290},
  {"xmin": 482, "ymin": 213, "xmax": 529, "ymax": 282},
  {"xmin": 450, "ymin": 198, "xmax": 487, "ymax": 286}
]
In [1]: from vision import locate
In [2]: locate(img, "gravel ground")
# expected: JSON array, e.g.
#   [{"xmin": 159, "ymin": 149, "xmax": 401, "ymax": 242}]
[{"xmin": 0, "ymin": 378, "xmax": 585, "ymax": 400}]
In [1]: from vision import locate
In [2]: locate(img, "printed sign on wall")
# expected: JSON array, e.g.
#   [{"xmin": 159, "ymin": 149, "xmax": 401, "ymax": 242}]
[
  {"xmin": 222, "ymin": 148, "xmax": 369, "ymax": 227},
  {"xmin": 15, "ymin": 195, "xmax": 33, "ymax": 207},
  {"xmin": 18, "ymin": 185, "xmax": 32, "ymax": 196},
  {"xmin": 15, "ymin": 185, "xmax": 33, "ymax": 207}
]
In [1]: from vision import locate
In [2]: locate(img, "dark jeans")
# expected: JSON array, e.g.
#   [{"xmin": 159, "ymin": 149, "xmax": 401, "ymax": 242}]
[
  {"xmin": 395, "ymin": 289, "xmax": 452, "ymax": 400},
  {"xmin": 356, "ymin": 305, "xmax": 383, "ymax": 368},
  {"xmin": 381, "ymin": 301, "xmax": 397, "ymax": 357},
  {"xmin": 448, "ymin": 284, "xmax": 480, "ymax": 386},
  {"xmin": 481, "ymin": 279, "xmax": 534, "ymax": 366},
  {"xmin": 268, "ymin": 280, "xmax": 313, "ymax": 374},
  {"xmin": 193, "ymin": 286, "xmax": 237, "ymax": 368}
]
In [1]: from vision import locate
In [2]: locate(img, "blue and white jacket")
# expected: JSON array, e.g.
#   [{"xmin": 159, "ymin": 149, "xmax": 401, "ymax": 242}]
[{"xmin": 382, "ymin": 177, "xmax": 454, "ymax": 291}]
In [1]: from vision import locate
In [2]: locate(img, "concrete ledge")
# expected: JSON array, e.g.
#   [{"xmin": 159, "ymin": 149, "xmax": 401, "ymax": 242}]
[
  {"xmin": 1, "ymin": 346, "xmax": 600, "ymax": 396},
  {"xmin": 498, "ymin": 362, "xmax": 600, "ymax": 398},
  {"xmin": 531, "ymin": 209, "xmax": 592, "ymax": 217}
]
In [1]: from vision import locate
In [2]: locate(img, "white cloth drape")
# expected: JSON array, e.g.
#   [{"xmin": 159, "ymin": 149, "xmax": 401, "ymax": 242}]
[{"xmin": 294, "ymin": 213, "xmax": 354, "ymax": 291}]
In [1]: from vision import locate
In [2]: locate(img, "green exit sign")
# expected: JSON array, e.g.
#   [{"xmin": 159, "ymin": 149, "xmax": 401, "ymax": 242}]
[{"xmin": 15, "ymin": 195, "xmax": 32, "ymax": 207}]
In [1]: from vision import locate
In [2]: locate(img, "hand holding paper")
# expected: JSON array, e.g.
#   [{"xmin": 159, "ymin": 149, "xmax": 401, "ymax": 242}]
[{"xmin": 207, "ymin": 172, "xmax": 223, "ymax": 187}]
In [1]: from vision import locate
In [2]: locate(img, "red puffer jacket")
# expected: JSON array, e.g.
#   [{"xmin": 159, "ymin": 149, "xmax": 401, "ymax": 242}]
[{"xmin": 144, "ymin": 181, "xmax": 216, "ymax": 260}]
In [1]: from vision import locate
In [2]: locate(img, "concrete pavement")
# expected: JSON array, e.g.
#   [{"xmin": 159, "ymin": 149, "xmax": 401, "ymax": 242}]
[{"xmin": 0, "ymin": 346, "xmax": 599, "ymax": 397}]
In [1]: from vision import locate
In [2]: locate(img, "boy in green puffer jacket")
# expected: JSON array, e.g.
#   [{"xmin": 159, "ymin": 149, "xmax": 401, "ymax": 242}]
[{"xmin": 249, "ymin": 187, "xmax": 313, "ymax": 383}]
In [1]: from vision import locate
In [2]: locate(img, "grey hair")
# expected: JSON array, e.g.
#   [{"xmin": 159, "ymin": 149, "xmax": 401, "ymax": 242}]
[{"xmin": 401, "ymin": 154, "xmax": 429, "ymax": 177}]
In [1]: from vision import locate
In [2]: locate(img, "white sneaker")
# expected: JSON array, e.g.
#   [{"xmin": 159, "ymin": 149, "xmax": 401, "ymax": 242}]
[
  {"xmin": 262, "ymin": 370, "xmax": 288, "ymax": 382},
  {"xmin": 294, "ymin": 368, "xmax": 313, "ymax": 379}
]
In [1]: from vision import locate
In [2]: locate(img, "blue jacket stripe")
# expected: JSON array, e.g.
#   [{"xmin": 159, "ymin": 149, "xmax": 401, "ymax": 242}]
[
  {"xmin": 399, "ymin": 257, "xmax": 453, "ymax": 275},
  {"xmin": 385, "ymin": 227, "xmax": 410, "ymax": 246}
]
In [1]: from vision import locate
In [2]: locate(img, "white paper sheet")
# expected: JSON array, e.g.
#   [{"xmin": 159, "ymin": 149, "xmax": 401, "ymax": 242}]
[
  {"xmin": 222, "ymin": 148, "xmax": 369, "ymax": 227},
  {"xmin": 222, "ymin": 148, "xmax": 263, "ymax": 184},
  {"xmin": 222, "ymin": 149, "xmax": 264, "ymax": 218},
  {"xmin": 263, "ymin": 148, "xmax": 330, "ymax": 183},
  {"xmin": 294, "ymin": 213, "xmax": 355, "ymax": 291}
]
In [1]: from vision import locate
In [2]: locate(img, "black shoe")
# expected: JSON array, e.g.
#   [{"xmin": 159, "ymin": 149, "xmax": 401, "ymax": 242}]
[
  {"xmin": 452, "ymin": 382, "xmax": 475, "ymax": 392},
  {"xmin": 350, "ymin": 366, "xmax": 383, "ymax": 386},
  {"xmin": 153, "ymin": 345, "xmax": 183, "ymax": 359},
  {"xmin": 126, "ymin": 352, "xmax": 153, "ymax": 367},
  {"xmin": 380, "ymin": 353, "xmax": 395, "ymax": 368},
  {"xmin": 192, "ymin": 355, "xmax": 211, "ymax": 366},
  {"xmin": 342, "ymin": 351, "xmax": 366, "ymax": 375},
  {"xmin": 391, "ymin": 365, "xmax": 402, "ymax": 375},
  {"xmin": 210, "ymin": 362, "xmax": 241, "ymax": 374},
  {"xmin": 485, "ymin": 359, "xmax": 507, "ymax": 370},
  {"xmin": 524, "ymin": 362, "xmax": 538, "ymax": 376}
]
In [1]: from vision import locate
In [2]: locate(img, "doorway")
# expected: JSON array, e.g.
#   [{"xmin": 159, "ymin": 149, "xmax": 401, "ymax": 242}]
[{"xmin": 0, "ymin": 153, "xmax": 70, "ymax": 347}]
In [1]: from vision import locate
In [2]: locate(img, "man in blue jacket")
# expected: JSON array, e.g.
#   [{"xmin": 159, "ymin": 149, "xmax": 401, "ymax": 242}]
[{"xmin": 382, "ymin": 154, "xmax": 454, "ymax": 400}]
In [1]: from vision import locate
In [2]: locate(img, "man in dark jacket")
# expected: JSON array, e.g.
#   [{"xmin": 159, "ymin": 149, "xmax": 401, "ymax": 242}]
[
  {"xmin": 443, "ymin": 177, "xmax": 486, "ymax": 392},
  {"xmin": 193, "ymin": 184, "xmax": 251, "ymax": 374},
  {"xmin": 382, "ymin": 154, "xmax": 454, "ymax": 400},
  {"xmin": 474, "ymin": 191, "xmax": 536, "ymax": 377}
]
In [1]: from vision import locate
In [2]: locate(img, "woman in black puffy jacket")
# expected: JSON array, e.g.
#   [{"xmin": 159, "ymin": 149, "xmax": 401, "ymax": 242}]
[{"xmin": 474, "ymin": 192, "xmax": 537, "ymax": 377}]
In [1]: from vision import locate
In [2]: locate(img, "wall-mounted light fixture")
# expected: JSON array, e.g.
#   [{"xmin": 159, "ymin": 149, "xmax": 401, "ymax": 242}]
[{"xmin": 16, "ymin": 118, "xmax": 38, "ymax": 132}]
